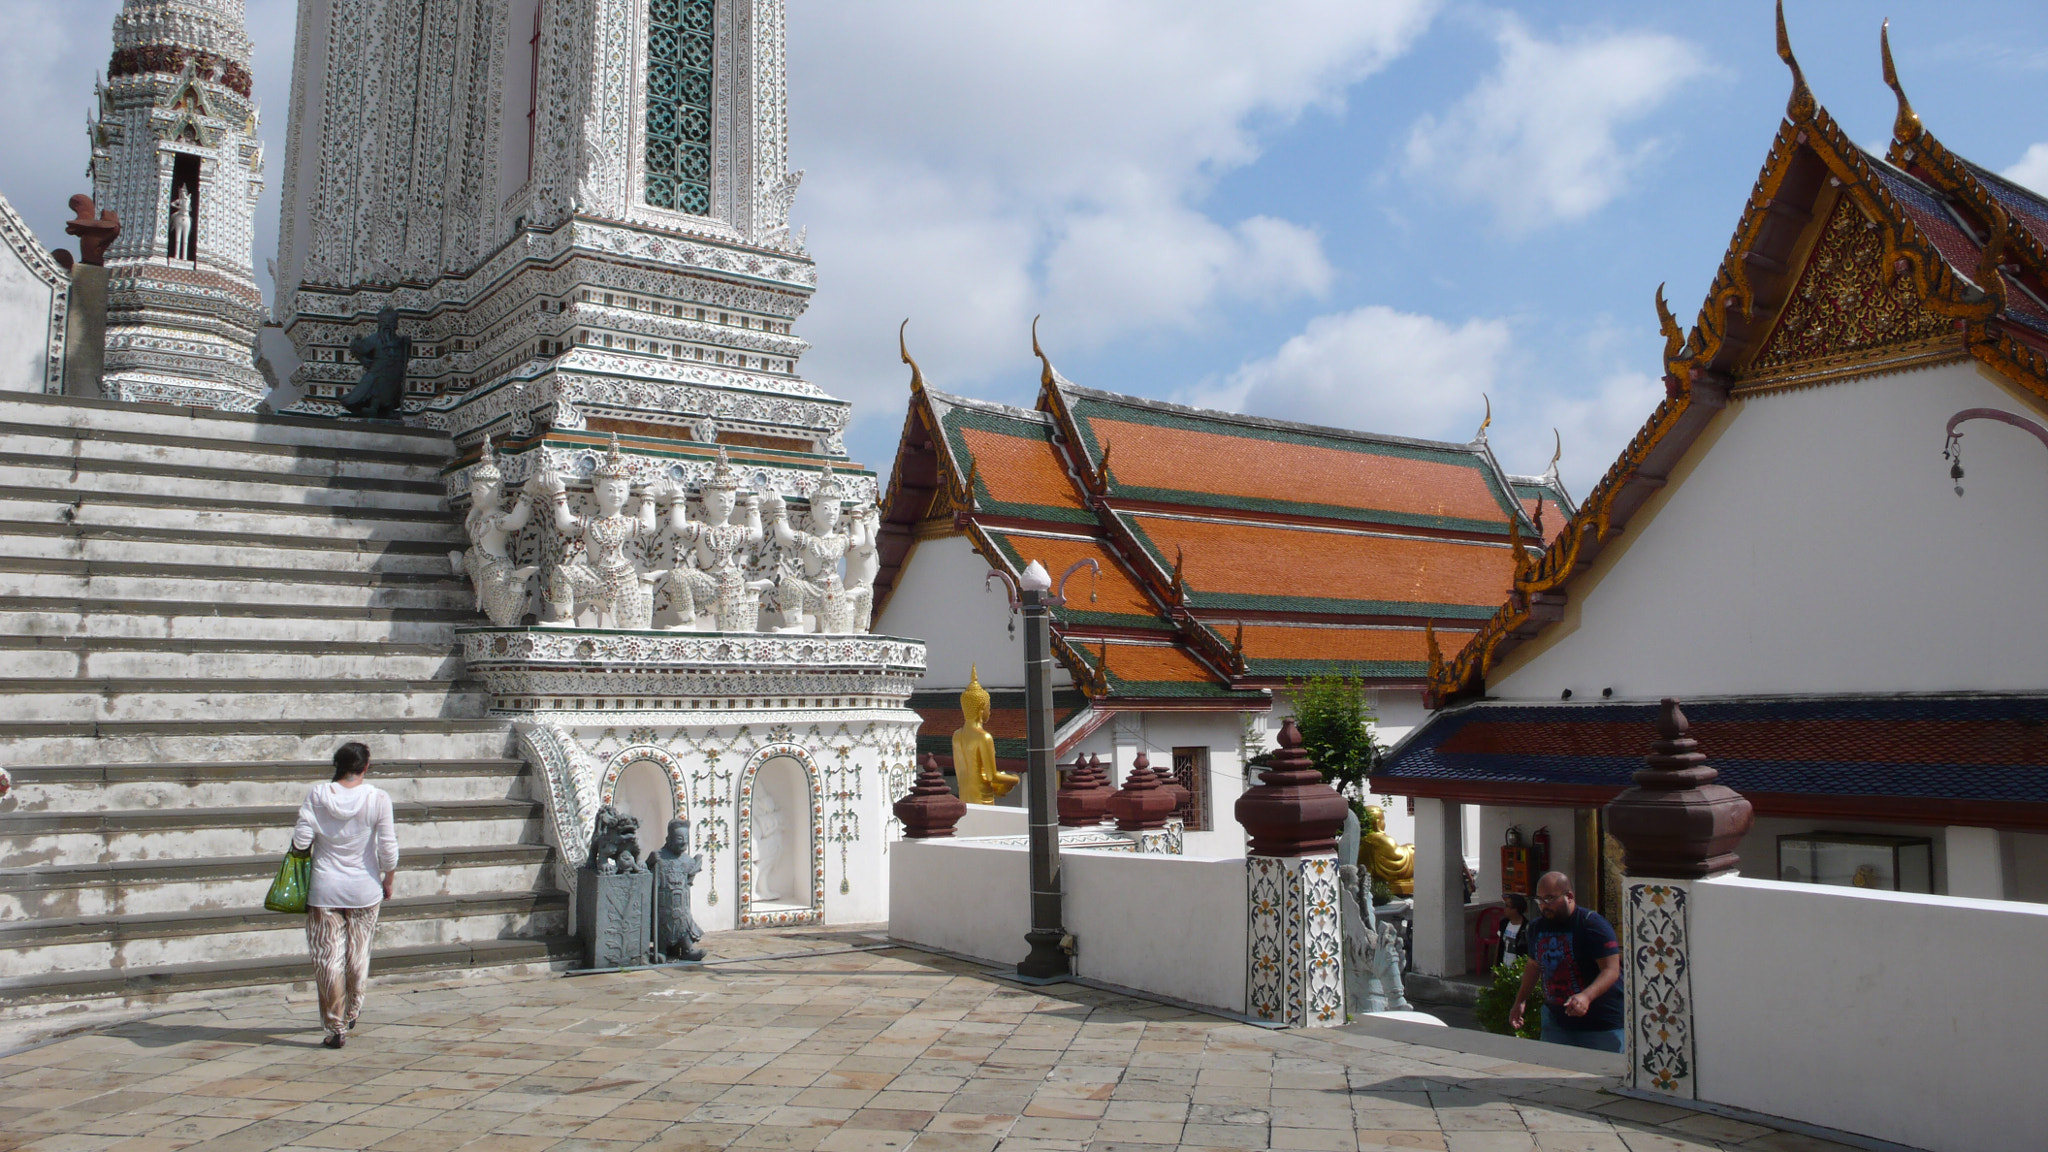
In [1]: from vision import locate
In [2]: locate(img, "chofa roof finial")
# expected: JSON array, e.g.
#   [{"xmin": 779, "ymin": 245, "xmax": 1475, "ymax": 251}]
[
  {"xmin": 899, "ymin": 318, "xmax": 926, "ymax": 395},
  {"xmin": 1031, "ymin": 315, "xmax": 1058, "ymax": 389},
  {"xmin": 1880, "ymin": 19, "xmax": 1922, "ymax": 147},
  {"xmin": 1776, "ymin": 0, "xmax": 1817, "ymax": 122},
  {"xmin": 1473, "ymin": 394, "xmax": 1491, "ymax": 445}
]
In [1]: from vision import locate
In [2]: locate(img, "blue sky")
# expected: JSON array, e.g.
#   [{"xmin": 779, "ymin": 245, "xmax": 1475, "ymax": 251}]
[{"xmin": 4, "ymin": 1, "xmax": 2045, "ymax": 493}]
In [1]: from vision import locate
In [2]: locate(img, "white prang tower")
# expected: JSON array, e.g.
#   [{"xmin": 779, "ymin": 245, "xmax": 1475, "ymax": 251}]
[
  {"xmin": 274, "ymin": 0, "xmax": 844, "ymax": 476},
  {"xmin": 91, "ymin": 0, "xmax": 268, "ymax": 410}
]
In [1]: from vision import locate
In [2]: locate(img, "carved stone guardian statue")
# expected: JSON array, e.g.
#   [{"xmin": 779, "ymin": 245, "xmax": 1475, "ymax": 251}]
[
  {"xmin": 578, "ymin": 804, "xmax": 654, "ymax": 969},
  {"xmin": 662, "ymin": 448, "xmax": 773, "ymax": 631},
  {"xmin": 763, "ymin": 465, "xmax": 858, "ymax": 633},
  {"xmin": 341, "ymin": 307, "xmax": 411, "ymax": 419},
  {"xmin": 1338, "ymin": 811, "xmax": 1410, "ymax": 1015},
  {"xmin": 647, "ymin": 818, "xmax": 706, "ymax": 962},
  {"xmin": 450, "ymin": 436, "xmax": 539, "ymax": 626},
  {"xmin": 951, "ymin": 666, "xmax": 1017, "ymax": 804},
  {"xmin": 532, "ymin": 434, "xmax": 666, "ymax": 629}
]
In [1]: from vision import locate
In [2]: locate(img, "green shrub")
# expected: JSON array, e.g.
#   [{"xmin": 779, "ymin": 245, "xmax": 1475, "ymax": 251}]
[{"xmin": 1472, "ymin": 955, "xmax": 1542, "ymax": 1040}]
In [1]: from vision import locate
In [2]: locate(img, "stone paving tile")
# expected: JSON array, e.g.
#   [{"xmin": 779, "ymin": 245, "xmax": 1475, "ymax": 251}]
[{"xmin": 0, "ymin": 926, "xmax": 1861, "ymax": 1152}]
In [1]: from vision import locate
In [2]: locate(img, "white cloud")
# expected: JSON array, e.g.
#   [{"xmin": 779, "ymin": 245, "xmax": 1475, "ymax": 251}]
[
  {"xmin": 2006, "ymin": 143, "xmax": 2048, "ymax": 196},
  {"xmin": 1190, "ymin": 304, "xmax": 1668, "ymax": 497},
  {"xmin": 1403, "ymin": 19, "xmax": 1708, "ymax": 235},
  {"xmin": 788, "ymin": 0, "xmax": 1438, "ymax": 439},
  {"xmin": 1185, "ymin": 305, "xmax": 1511, "ymax": 441}
]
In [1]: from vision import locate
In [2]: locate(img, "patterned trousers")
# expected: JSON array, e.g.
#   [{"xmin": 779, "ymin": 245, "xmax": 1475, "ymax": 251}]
[{"xmin": 306, "ymin": 905, "xmax": 379, "ymax": 1037}]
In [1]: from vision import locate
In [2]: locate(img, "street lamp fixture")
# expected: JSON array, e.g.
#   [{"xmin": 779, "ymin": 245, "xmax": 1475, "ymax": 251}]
[{"xmin": 986, "ymin": 557, "xmax": 1099, "ymax": 981}]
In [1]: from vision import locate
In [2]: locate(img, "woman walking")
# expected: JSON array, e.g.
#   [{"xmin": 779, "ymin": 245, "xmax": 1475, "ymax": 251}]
[{"xmin": 291, "ymin": 742, "xmax": 398, "ymax": 1048}]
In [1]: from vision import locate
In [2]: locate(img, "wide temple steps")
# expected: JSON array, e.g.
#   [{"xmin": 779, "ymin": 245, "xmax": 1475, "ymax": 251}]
[{"xmin": 0, "ymin": 392, "xmax": 573, "ymax": 1014}]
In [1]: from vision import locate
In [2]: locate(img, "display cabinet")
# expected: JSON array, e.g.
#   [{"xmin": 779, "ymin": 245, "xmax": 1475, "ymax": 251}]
[{"xmin": 1777, "ymin": 832, "xmax": 1933, "ymax": 893}]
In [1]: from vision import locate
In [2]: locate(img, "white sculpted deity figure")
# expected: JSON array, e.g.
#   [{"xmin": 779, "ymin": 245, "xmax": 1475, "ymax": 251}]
[
  {"xmin": 657, "ymin": 448, "xmax": 774, "ymax": 632},
  {"xmin": 449, "ymin": 436, "xmax": 539, "ymax": 627},
  {"xmin": 529, "ymin": 434, "xmax": 666, "ymax": 629},
  {"xmin": 846, "ymin": 503, "xmax": 882, "ymax": 633},
  {"xmin": 763, "ymin": 465, "xmax": 873, "ymax": 634}
]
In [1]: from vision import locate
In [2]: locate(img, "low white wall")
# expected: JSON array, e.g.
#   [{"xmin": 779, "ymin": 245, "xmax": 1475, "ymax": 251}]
[
  {"xmin": 1064, "ymin": 851, "xmax": 1247, "ymax": 1015},
  {"xmin": 889, "ymin": 838, "xmax": 1248, "ymax": 1016},
  {"xmin": 955, "ymin": 806, "xmax": 1029, "ymax": 839},
  {"xmin": 890, "ymin": 839, "xmax": 1031, "ymax": 966},
  {"xmin": 1690, "ymin": 875, "xmax": 2048, "ymax": 1152}
]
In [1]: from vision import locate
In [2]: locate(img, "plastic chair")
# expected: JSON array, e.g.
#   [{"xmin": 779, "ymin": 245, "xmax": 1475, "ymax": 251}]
[{"xmin": 1474, "ymin": 905, "xmax": 1507, "ymax": 971}]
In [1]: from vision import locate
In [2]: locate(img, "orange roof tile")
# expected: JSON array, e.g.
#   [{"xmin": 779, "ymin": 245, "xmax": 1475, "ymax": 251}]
[
  {"xmin": 1125, "ymin": 514, "xmax": 1516, "ymax": 616},
  {"xmin": 959, "ymin": 426, "xmax": 1088, "ymax": 515},
  {"xmin": 1079, "ymin": 413, "xmax": 1514, "ymax": 530}
]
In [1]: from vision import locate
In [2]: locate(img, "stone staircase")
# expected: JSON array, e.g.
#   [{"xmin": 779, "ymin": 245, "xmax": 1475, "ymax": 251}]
[{"xmin": 0, "ymin": 391, "xmax": 573, "ymax": 1014}]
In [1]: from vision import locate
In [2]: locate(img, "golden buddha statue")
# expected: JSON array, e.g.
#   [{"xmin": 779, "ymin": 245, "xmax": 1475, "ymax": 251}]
[
  {"xmin": 952, "ymin": 666, "xmax": 1018, "ymax": 804},
  {"xmin": 1361, "ymin": 804, "xmax": 1417, "ymax": 897}
]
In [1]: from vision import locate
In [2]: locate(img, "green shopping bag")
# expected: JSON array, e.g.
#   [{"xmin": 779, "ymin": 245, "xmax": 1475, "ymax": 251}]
[{"xmin": 264, "ymin": 848, "xmax": 313, "ymax": 914}]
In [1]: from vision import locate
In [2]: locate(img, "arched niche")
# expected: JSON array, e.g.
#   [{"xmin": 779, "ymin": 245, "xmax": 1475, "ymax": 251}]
[
  {"xmin": 737, "ymin": 743, "xmax": 824, "ymax": 927},
  {"xmin": 600, "ymin": 746, "xmax": 688, "ymax": 850}
]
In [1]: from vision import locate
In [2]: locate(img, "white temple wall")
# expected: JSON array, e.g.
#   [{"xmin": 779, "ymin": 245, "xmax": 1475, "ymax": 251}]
[
  {"xmin": 875, "ymin": 534, "xmax": 1072, "ymax": 689},
  {"xmin": 890, "ymin": 838, "xmax": 1249, "ymax": 1017},
  {"xmin": 1489, "ymin": 361, "xmax": 2048, "ymax": 700},
  {"xmin": 0, "ymin": 193, "xmax": 66, "ymax": 394},
  {"xmin": 1688, "ymin": 875, "xmax": 2047, "ymax": 1152}
]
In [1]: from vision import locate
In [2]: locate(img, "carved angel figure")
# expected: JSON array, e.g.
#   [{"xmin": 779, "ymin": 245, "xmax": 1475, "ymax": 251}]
[
  {"xmin": 531, "ymin": 434, "xmax": 666, "ymax": 629},
  {"xmin": 846, "ymin": 503, "xmax": 882, "ymax": 633},
  {"xmin": 450, "ymin": 436, "xmax": 539, "ymax": 627},
  {"xmin": 659, "ymin": 448, "xmax": 774, "ymax": 632},
  {"xmin": 763, "ymin": 466, "xmax": 868, "ymax": 634}
]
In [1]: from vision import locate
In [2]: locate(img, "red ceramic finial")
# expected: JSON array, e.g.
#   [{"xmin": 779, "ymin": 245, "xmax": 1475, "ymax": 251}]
[
  {"xmin": 1145, "ymin": 749, "xmax": 1191, "ymax": 816},
  {"xmin": 1108, "ymin": 753, "xmax": 1176, "ymax": 832},
  {"xmin": 1604, "ymin": 699, "xmax": 1755, "ymax": 878},
  {"xmin": 1058, "ymin": 753, "xmax": 1114, "ymax": 827},
  {"xmin": 895, "ymin": 754, "xmax": 968, "ymax": 839},
  {"xmin": 1233, "ymin": 717, "xmax": 1349, "ymax": 857}
]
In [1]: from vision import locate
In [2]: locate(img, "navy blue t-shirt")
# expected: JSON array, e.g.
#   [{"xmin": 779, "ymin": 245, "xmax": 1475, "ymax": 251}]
[{"xmin": 1528, "ymin": 906, "xmax": 1624, "ymax": 1031}]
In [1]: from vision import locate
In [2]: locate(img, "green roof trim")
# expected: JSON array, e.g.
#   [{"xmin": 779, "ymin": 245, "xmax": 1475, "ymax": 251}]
[
  {"xmin": 939, "ymin": 405, "xmax": 1097, "ymax": 525},
  {"xmin": 1064, "ymin": 393, "xmax": 1525, "ymax": 526}
]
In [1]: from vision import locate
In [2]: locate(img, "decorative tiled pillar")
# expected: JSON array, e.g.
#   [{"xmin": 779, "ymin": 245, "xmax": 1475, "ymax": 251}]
[
  {"xmin": 1605, "ymin": 699, "xmax": 1753, "ymax": 1098},
  {"xmin": 1236, "ymin": 719, "xmax": 1348, "ymax": 1028}
]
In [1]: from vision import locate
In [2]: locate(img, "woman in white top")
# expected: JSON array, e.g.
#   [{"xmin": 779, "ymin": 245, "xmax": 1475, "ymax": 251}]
[{"xmin": 291, "ymin": 742, "xmax": 398, "ymax": 1048}]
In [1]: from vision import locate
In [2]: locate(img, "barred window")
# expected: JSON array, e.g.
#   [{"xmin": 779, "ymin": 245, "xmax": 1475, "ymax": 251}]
[{"xmin": 645, "ymin": 0, "xmax": 712, "ymax": 214}]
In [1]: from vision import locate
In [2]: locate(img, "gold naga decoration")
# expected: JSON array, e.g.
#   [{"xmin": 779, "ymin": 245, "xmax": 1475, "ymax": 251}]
[{"xmin": 1429, "ymin": 0, "xmax": 2034, "ymax": 705}]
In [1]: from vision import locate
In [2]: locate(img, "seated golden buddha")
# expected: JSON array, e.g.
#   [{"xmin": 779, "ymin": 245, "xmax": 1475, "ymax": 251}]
[
  {"xmin": 1362, "ymin": 804, "xmax": 1416, "ymax": 897},
  {"xmin": 952, "ymin": 666, "xmax": 1019, "ymax": 805}
]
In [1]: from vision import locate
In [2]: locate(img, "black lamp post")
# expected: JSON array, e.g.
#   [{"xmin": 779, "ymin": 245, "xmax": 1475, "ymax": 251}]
[{"xmin": 986, "ymin": 557, "xmax": 1098, "ymax": 982}]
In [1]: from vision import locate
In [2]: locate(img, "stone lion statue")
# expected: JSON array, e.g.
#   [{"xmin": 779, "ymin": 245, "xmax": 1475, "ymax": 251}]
[{"xmin": 587, "ymin": 804, "xmax": 646, "ymax": 875}]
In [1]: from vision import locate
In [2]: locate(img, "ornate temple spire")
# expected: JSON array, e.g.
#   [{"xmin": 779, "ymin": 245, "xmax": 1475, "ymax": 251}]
[{"xmin": 93, "ymin": 0, "xmax": 267, "ymax": 410}]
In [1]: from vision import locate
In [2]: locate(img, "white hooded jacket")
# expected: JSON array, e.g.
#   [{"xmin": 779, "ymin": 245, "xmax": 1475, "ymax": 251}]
[{"xmin": 291, "ymin": 781, "xmax": 399, "ymax": 909}]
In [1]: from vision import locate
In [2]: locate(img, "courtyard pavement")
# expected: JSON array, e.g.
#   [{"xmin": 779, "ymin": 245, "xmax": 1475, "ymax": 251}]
[{"xmin": 0, "ymin": 927, "xmax": 1860, "ymax": 1152}]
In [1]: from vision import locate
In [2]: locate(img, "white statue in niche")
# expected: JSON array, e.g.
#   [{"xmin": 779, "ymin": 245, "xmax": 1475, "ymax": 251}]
[
  {"xmin": 751, "ymin": 786, "xmax": 789, "ymax": 902},
  {"xmin": 450, "ymin": 436, "xmax": 539, "ymax": 627},
  {"xmin": 167, "ymin": 186, "xmax": 191, "ymax": 261},
  {"xmin": 531, "ymin": 433, "xmax": 666, "ymax": 629},
  {"xmin": 763, "ymin": 465, "xmax": 872, "ymax": 634},
  {"xmin": 658, "ymin": 448, "xmax": 774, "ymax": 632}
]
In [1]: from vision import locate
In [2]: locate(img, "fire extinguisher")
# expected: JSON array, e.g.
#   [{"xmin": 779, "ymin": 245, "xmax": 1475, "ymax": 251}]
[{"xmin": 1531, "ymin": 826, "xmax": 1551, "ymax": 882}]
